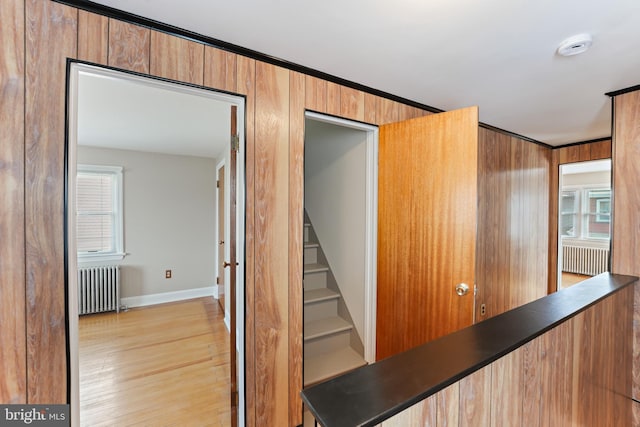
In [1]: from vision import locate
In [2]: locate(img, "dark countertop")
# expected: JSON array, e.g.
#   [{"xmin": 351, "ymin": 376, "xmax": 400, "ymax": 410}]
[{"xmin": 301, "ymin": 273, "xmax": 638, "ymax": 427}]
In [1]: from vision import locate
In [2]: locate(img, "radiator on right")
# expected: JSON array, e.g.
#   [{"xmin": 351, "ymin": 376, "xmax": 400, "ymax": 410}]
[{"xmin": 562, "ymin": 245, "xmax": 609, "ymax": 276}]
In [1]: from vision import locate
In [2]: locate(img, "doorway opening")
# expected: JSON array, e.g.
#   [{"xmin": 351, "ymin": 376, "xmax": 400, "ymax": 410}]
[
  {"xmin": 557, "ymin": 159, "xmax": 612, "ymax": 290},
  {"xmin": 66, "ymin": 62, "xmax": 246, "ymax": 426},
  {"xmin": 302, "ymin": 112, "xmax": 378, "ymax": 389}
]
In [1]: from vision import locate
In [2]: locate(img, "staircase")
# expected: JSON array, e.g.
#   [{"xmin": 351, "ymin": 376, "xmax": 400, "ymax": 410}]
[{"xmin": 303, "ymin": 218, "xmax": 367, "ymax": 387}]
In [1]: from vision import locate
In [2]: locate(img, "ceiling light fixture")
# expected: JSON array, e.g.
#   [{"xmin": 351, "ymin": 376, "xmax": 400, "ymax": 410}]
[{"xmin": 557, "ymin": 33, "xmax": 592, "ymax": 57}]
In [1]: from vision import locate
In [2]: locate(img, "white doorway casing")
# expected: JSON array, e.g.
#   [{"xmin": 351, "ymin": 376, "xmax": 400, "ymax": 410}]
[{"xmin": 304, "ymin": 112, "xmax": 378, "ymax": 363}]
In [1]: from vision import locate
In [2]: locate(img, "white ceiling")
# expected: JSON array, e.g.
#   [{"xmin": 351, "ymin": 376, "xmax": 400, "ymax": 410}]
[
  {"xmin": 88, "ymin": 0, "xmax": 640, "ymax": 146},
  {"xmin": 77, "ymin": 67, "xmax": 232, "ymax": 158}
]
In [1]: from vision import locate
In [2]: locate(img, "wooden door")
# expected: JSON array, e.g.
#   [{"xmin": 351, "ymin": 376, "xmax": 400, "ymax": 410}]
[
  {"xmin": 376, "ymin": 106, "xmax": 479, "ymax": 360},
  {"xmin": 228, "ymin": 105, "xmax": 239, "ymax": 427},
  {"xmin": 217, "ymin": 166, "xmax": 225, "ymax": 312}
]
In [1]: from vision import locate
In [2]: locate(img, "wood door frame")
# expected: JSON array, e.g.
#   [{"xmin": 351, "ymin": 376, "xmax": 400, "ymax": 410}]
[
  {"xmin": 66, "ymin": 62, "xmax": 247, "ymax": 426},
  {"xmin": 303, "ymin": 111, "xmax": 379, "ymax": 363}
]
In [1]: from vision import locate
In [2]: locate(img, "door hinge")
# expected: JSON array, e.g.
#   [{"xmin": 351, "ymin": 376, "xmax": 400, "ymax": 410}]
[
  {"xmin": 216, "ymin": 180, "xmax": 220, "ymax": 188},
  {"xmin": 216, "ymin": 276, "xmax": 220, "ymax": 284},
  {"xmin": 231, "ymin": 134, "xmax": 240, "ymax": 152},
  {"xmin": 232, "ymin": 391, "xmax": 239, "ymax": 407}
]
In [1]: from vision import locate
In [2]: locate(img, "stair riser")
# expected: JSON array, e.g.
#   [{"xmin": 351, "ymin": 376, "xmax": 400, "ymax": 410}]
[
  {"xmin": 303, "ymin": 272, "xmax": 327, "ymax": 290},
  {"xmin": 304, "ymin": 299, "xmax": 338, "ymax": 323},
  {"xmin": 303, "ymin": 246, "xmax": 318, "ymax": 265},
  {"xmin": 304, "ymin": 330, "xmax": 351, "ymax": 356}
]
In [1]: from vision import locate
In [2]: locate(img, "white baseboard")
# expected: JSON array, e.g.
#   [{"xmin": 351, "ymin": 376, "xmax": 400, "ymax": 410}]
[{"xmin": 121, "ymin": 286, "xmax": 215, "ymax": 309}]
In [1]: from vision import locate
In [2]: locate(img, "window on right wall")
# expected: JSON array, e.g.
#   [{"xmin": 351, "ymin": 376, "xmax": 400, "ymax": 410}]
[{"xmin": 561, "ymin": 188, "xmax": 611, "ymax": 240}]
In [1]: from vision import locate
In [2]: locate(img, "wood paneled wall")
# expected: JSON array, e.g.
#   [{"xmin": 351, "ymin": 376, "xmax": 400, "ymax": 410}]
[
  {"xmin": 1, "ymin": 0, "xmax": 435, "ymax": 423},
  {"xmin": 547, "ymin": 139, "xmax": 612, "ymax": 294},
  {"xmin": 5, "ymin": 0, "xmax": 626, "ymax": 424},
  {"xmin": 611, "ymin": 90, "xmax": 640, "ymax": 423},
  {"xmin": 25, "ymin": 0, "xmax": 77, "ymax": 403},
  {"xmin": 476, "ymin": 128, "xmax": 551, "ymax": 321},
  {"xmin": 380, "ymin": 285, "xmax": 633, "ymax": 426},
  {"xmin": 0, "ymin": 0, "xmax": 26, "ymax": 404}
]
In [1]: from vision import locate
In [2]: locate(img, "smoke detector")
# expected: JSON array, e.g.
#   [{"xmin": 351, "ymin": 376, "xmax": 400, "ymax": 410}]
[{"xmin": 557, "ymin": 33, "xmax": 592, "ymax": 57}]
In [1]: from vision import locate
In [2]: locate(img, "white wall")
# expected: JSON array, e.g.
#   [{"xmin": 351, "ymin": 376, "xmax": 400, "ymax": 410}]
[
  {"xmin": 77, "ymin": 146, "xmax": 217, "ymax": 302},
  {"xmin": 562, "ymin": 170, "xmax": 610, "ymax": 187},
  {"xmin": 304, "ymin": 120, "xmax": 367, "ymax": 341}
]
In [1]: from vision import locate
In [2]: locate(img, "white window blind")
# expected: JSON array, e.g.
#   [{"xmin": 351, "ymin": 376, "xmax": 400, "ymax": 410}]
[{"xmin": 76, "ymin": 165, "xmax": 124, "ymax": 261}]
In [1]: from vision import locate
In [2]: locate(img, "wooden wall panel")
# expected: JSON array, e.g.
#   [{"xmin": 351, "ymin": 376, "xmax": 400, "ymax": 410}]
[
  {"xmin": 204, "ymin": 46, "xmax": 237, "ymax": 93},
  {"xmin": 288, "ymin": 71, "xmax": 305, "ymax": 426},
  {"xmin": 522, "ymin": 339, "xmax": 542, "ymax": 427},
  {"xmin": 458, "ymin": 365, "xmax": 491, "ymax": 426},
  {"xmin": 611, "ymin": 91, "xmax": 640, "ymax": 404},
  {"xmin": 635, "ymin": 285, "xmax": 640, "ymax": 411},
  {"xmin": 612, "ymin": 287, "xmax": 633, "ymax": 425},
  {"xmin": 612, "ymin": 92, "xmax": 640, "ymax": 277},
  {"xmin": 77, "ymin": 10, "xmax": 107, "ymax": 63},
  {"xmin": 376, "ymin": 97, "xmax": 399, "ymax": 124},
  {"xmin": 150, "ymin": 31, "xmax": 204, "ymax": 85},
  {"xmin": 590, "ymin": 139, "xmax": 612, "ymax": 160},
  {"xmin": 236, "ymin": 54, "xmax": 257, "ymax": 427},
  {"xmin": 254, "ymin": 62, "xmax": 290, "ymax": 426},
  {"xmin": 8, "ymin": 3, "xmax": 631, "ymax": 425},
  {"xmin": 399, "ymin": 103, "xmax": 427, "ymax": 121},
  {"xmin": 0, "ymin": 0, "xmax": 26, "ymax": 404},
  {"xmin": 25, "ymin": 0, "xmax": 77, "ymax": 404},
  {"xmin": 491, "ymin": 349, "xmax": 523, "ymax": 427},
  {"xmin": 326, "ymin": 81, "xmax": 341, "ymax": 116},
  {"xmin": 384, "ymin": 287, "xmax": 633, "ymax": 426},
  {"xmin": 305, "ymin": 75, "xmax": 326, "ymax": 112},
  {"xmin": 572, "ymin": 289, "xmax": 632, "ymax": 425},
  {"xmin": 476, "ymin": 128, "xmax": 550, "ymax": 321},
  {"xmin": 380, "ymin": 395, "xmax": 436, "ymax": 426},
  {"xmin": 548, "ymin": 150, "xmax": 560, "ymax": 294},
  {"xmin": 548, "ymin": 140, "xmax": 611, "ymax": 293},
  {"xmin": 539, "ymin": 321, "xmax": 573, "ymax": 426},
  {"xmin": 363, "ymin": 93, "xmax": 377, "ymax": 124},
  {"xmin": 108, "ymin": 19, "xmax": 149, "ymax": 74},
  {"xmin": 340, "ymin": 86, "xmax": 365, "ymax": 122},
  {"xmin": 436, "ymin": 384, "xmax": 459, "ymax": 427}
]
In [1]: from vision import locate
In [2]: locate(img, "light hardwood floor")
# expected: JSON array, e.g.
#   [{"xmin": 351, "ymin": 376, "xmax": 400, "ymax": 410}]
[
  {"xmin": 79, "ymin": 297, "xmax": 230, "ymax": 426},
  {"xmin": 560, "ymin": 272, "xmax": 592, "ymax": 289}
]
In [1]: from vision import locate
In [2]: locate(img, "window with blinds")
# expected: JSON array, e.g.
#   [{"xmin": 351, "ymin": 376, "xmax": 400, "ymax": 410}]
[{"xmin": 76, "ymin": 164, "xmax": 124, "ymax": 260}]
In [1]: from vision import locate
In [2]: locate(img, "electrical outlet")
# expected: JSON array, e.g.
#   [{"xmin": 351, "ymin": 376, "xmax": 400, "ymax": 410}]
[
  {"xmin": 165, "ymin": 270, "xmax": 172, "ymax": 279},
  {"xmin": 480, "ymin": 303, "xmax": 486, "ymax": 316}
]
